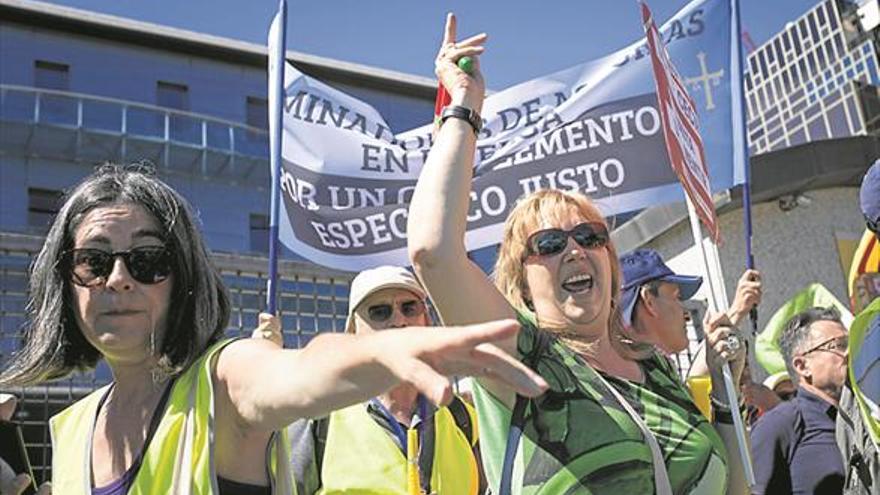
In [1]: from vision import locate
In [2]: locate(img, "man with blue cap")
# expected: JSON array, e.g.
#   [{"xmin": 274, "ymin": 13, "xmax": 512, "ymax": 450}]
[
  {"xmin": 619, "ymin": 248, "xmax": 762, "ymax": 354},
  {"xmin": 620, "ymin": 249, "xmax": 704, "ymax": 353}
]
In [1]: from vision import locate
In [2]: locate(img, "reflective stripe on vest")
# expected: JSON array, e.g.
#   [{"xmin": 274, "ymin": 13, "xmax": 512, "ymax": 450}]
[
  {"xmin": 49, "ymin": 339, "xmax": 294, "ymax": 495},
  {"xmin": 318, "ymin": 403, "xmax": 479, "ymax": 494}
]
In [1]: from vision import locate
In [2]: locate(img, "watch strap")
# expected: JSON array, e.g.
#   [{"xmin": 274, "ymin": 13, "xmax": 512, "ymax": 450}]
[{"xmin": 440, "ymin": 105, "xmax": 482, "ymax": 134}]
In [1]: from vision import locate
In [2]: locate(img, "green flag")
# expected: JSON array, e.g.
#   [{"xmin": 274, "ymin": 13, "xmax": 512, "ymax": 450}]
[{"xmin": 755, "ymin": 283, "xmax": 853, "ymax": 375}]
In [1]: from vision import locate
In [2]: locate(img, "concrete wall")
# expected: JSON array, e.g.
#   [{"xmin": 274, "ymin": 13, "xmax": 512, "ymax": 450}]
[{"xmin": 645, "ymin": 187, "xmax": 863, "ymax": 330}]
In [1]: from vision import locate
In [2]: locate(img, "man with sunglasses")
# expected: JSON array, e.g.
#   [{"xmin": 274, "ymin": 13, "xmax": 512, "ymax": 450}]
[
  {"xmin": 288, "ymin": 265, "xmax": 485, "ymax": 494},
  {"xmin": 750, "ymin": 307, "xmax": 849, "ymax": 495}
]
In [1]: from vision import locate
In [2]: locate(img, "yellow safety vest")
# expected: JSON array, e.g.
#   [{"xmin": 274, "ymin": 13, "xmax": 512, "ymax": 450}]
[
  {"xmin": 49, "ymin": 339, "xmax": 294, "ymax": 495},
  {"xmin": 318, "ymin": 401, "xmax": 479, "ymax": 494}
]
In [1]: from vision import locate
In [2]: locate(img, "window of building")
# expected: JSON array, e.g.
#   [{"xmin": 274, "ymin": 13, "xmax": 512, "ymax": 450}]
[
  {"xmin": 249, "ymin": 213, "xmax": 270, "ymax": 253},
  {"xmin": 774, "ymin": 39, "xmax": 784, "ymax": 66},
  {"xmin": 816, "ymin": 3, "xmax": 827, "ymax": 27},
  {"xmin": 27, "ymin": 188, "xmax": 63, "ymax": 232},
  {"xmin": 829, "ymin": 3, "xmax": 839, "ymax": 31},
  {"xmin": 157, "ymin": 81, "xmax": 195, "ymax": 141},
  {"xmin": 246, "ymin": 97, "xmax": 269, "ymax": 130},
  {"xmin": 157, "ymin": 81, "xmax": 189, "ymax": 110},
  {"xmin": 759, "ymin": 50, "xmax": 768, "ymax": 78},
  {"xmin": 34, "ymin": 61, "xmax": 69, "ymax": 90},
  {"xmin": 808, "ymin": 13, "xmax": 820, "ymax": 43},
  {"xmin": 34, "ymin": 61, "xmax": 76, "ymax": 123},
  {"xmin": 245, "ymin": 96, "xmax": 269, "ymax": 152}
]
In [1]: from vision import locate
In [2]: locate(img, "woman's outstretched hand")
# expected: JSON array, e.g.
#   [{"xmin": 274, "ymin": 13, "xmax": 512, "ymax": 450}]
[{"xmin": 366, "ymin": 319, "xmax": 548, "ymax": 406}]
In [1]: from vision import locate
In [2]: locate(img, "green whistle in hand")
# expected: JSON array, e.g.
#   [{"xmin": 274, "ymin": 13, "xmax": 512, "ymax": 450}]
[{"xmin": 458, "ymin": 56, "xmax": 474, "ymax": 74}]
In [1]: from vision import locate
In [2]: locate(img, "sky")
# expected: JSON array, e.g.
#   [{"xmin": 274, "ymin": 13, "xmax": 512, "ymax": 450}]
[{"xmin": 41, "ymin": 0, "xmax": 822, "ymax": 90}]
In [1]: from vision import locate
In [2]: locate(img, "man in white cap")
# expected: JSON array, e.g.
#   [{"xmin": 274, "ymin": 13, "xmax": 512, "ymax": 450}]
[{"xmin": 288, "ymin": 265, "xmax": 485, "ymax": 495}]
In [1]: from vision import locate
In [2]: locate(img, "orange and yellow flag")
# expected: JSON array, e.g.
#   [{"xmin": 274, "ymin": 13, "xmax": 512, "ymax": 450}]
[{"xmin": 848, "ymin": 229, "xmax": 880, "ymax": 312}]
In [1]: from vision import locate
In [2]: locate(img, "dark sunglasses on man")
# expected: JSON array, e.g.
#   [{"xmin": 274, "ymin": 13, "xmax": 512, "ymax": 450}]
[
  {"xmin": 364, "ymin": 299, "xmax": 426, "ymax": 323},
  {"xmin": 799, "ymin": 335, "xmax": 848, "ymax": 356},
  {"xmin": 63, "ymin": 246, "xmax": 173, "ymax": 287},
  {"xmin": 526, "ymin": 222, "xmax": 609, "ymax": 258}
]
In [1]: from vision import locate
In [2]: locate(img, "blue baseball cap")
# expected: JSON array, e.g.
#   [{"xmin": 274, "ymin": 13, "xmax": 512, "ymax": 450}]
[
  {"xmin": 860, "ymin": 159, "xmax": 880, "ymax": 228},
  {"xmin": 619, "ymin": 249, "xmax": 702, "ymax": 326}
]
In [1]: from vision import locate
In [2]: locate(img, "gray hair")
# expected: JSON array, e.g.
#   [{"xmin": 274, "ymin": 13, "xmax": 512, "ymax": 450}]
[
  {"xmin": 0, "ymin": 164, "xmax": 230, "ymax": 386},
  {"xmin": 779, "ymin": 306, "xmax": 842, "ymax": 385}
]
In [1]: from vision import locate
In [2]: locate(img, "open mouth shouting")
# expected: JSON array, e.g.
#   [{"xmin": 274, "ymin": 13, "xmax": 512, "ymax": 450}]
[{"xmin": 561, "ymin": 273, "xmax": 594, "ymax": 294}]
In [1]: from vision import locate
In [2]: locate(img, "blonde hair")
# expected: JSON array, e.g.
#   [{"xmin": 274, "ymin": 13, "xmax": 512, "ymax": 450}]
[{"xmin": 493, "ymin": 189, "xmax": 649, "ymax": 360}]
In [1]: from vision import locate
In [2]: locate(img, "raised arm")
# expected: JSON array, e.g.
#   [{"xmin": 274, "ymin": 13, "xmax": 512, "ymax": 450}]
[
  {"xmin": 408, "ymin": 14, "xmax": 516, "ymax": 333},
  {"xmin": 215, "ymin": 317, "xmax": 546, "ymax": 432},
  {"xmin": 726, "ymin": 269, "xmax": 762, "ymax": 327}
]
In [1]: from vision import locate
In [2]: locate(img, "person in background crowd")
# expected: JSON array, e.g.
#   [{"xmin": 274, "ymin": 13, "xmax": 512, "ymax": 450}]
[
  {"xmin": 285, "ymin": 265, "xmax": 486, "ymax": 494},
  {"xmin": 0, "ymin": 165, "xmax": 546, "ymax": 495},
  {"xmin": 750, "ymin": 307, "xmax": 848, "ymax": 494},
  {"xmin": 763, "ymin": 371, "xmax": 796, "ymax": 402},
  {"xmin": 618, "ymin": 248, "xmax": 763, "ymax": 430},
  {"xmin": 406, "ymin": 13, "xmax": 749, "ymax": 494},
  {"xmin": 741, "ymin": 367, "xmax": 792, "ymax": 426},
  {"xmin": 618, "ymin": 248, "xmax": 761, "ymax": 355},
  {"xmin": 836, "ymin": 159, "xmax": 880, "ymax": 494}
]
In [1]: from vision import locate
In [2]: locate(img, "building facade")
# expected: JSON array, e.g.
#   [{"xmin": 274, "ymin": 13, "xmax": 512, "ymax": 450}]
[{"xmin": 744, "ymin": 0, "xmax": 880, "ymax": 154}]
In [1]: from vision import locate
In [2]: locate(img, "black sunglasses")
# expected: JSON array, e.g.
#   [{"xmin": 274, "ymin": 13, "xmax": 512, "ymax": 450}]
[
  {"xmin": 526, "ymin": 222, "xmax": 609, "ymax": 257},
  {"xmin": 64, "ymin": 246, "xmax": 173, "ymax": 287},
  {"xmin": 366, "ymin": 300, "xmax": 426, "ymax": 323}
]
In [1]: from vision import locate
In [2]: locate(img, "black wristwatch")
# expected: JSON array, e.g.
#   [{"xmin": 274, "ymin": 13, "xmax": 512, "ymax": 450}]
[{"xmin": 440, "ymin": 105, "xmax": 482, "ymax": 135}]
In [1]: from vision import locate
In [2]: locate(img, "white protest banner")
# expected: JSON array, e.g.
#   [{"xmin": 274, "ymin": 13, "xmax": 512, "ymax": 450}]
[{"xmin": 272, "ymin": 0, "xmax": 741, "ymax": 271}]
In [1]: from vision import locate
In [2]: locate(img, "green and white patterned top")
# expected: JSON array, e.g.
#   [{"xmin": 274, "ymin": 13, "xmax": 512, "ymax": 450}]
[{"xmin": 473, "ymin": 316, "xmax": 729, "ymax": 494}]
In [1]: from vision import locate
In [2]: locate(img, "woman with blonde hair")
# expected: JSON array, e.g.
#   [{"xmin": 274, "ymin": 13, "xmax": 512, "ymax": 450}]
[{"xmin": 408, "ymin": 14, "xmax": 749, "ymax": 494}]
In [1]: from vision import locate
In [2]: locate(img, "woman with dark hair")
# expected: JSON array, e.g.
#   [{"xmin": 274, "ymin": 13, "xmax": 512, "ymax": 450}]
[
  {"xmin": 407, "ymin": 14, "xmax": 749, "ymax": 494},
  {"xmin": 0, "ymin": 164, "xmax": 546, "ymax": 495}
]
